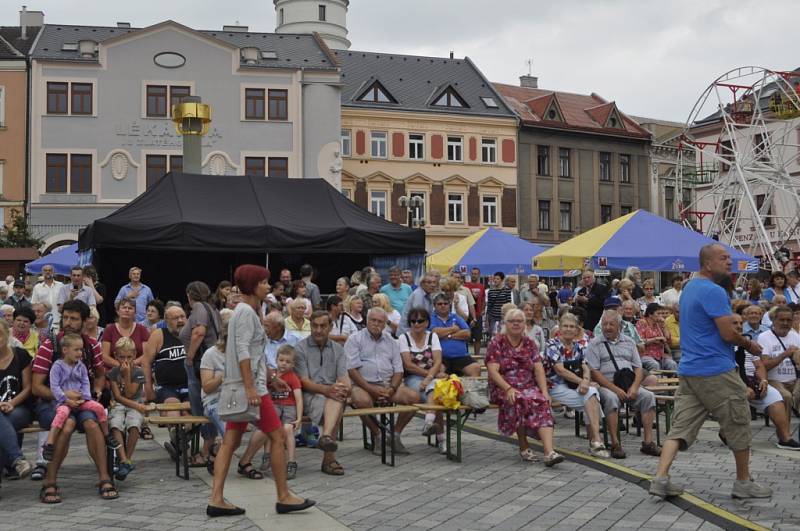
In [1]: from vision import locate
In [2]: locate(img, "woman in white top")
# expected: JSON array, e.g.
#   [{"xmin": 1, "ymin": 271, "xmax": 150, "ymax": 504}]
[
  {"xmin": 521, "ymin": 301, "xmax": 546, "ymax": 354},
  {"xmin": 344, "ymin": 295, "xmax": 366, "ymax": 331},
  {"xmin": 440, "ymin": 277, "xmax": 469, "ymax": 321},
  {"xmin": 371, "ymin": 293, "xmax": 400, "ymax": 336},
  {"xmin": 208, "ymin": 265, "xmax": 313, "ymax": 518},
  {"xmin": 284, "ymin": 280, "xmax": 312, "ymax": 317},
  {"xmin": 399, "ymin": 307, "xmax": 447, "ymax": 450},
  {"xmin": 327, "ymin": 295, "xmax": 357, "ymax": 344}
]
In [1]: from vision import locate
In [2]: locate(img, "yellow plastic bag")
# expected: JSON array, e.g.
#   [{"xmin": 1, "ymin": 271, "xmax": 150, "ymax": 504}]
[{"xmin": 433, "ymin": 375, "xmax": 464, "ymax": 409}]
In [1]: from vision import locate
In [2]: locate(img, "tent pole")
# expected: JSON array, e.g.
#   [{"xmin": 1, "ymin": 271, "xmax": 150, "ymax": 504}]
[{"xmin": 266, "ymin": 253, "xmax": 269, "ymax": 271}]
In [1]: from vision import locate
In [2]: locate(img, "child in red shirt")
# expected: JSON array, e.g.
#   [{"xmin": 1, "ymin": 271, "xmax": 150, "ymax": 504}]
[{"xmin": 270, "ymin": 345, "xmax": 303, "ymax": 479}]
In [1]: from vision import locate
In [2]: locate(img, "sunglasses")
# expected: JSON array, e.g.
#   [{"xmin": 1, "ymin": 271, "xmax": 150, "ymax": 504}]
[{"xmin": 410, "ymin": 319, "xmax": 428, "ymax": 324}]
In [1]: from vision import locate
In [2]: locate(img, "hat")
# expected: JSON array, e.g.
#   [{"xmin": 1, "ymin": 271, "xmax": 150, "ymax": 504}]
[
  {"xmin": 603, "ymin": 296, "xmax": 622, "ymax": 309},
  {"xmin": 13, "ymin": 280, "xmax": 24, "ymax": 288}
]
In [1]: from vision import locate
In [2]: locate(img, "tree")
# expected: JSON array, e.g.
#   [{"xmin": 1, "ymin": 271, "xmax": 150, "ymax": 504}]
[{"xmin": 0, "ymin": 209, "xmax": 43, "ymax": 248}]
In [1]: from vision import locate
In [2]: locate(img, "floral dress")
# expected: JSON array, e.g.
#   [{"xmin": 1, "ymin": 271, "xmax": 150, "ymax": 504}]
[{"xmin": 485, "ymin": 334, "xmax": 554, "ymax": 438}]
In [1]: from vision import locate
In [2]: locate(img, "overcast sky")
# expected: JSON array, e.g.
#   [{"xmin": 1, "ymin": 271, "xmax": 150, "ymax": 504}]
[{"xmin": 4, "ymin": 0, "xmax": 797, "ymax": 122}]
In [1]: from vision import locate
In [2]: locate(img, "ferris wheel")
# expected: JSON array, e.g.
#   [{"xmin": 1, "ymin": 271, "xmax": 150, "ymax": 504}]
[{"xmin": 677, "ymin": 66, "xmax": 800, "ymax": 271}]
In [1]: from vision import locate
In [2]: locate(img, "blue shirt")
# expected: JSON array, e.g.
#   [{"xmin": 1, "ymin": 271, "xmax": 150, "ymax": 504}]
[
  {"xmin": 380, "ymin": 283, "xmax": 412, "ymax": 313},
  {"xmin": 264, "ymin": 329, "xmax": 300, "ymax": 369},
  {"xmin": 763, "ymin": 287, "xmax": 790, "ymax": 303},
  {"xmin": 743, "ymin": 322, "xmax": 769, "ymax": 340},
  {"xmin": 114, "ymin": 283, "xmax": 155, "ymax": 323},
  {"xmin": 678, "ymin": 278, "xmax": 735, "ymax": 377},
  {"xmin": 430, "ymin": 312, "xmax": 469, "ymax": 359}
]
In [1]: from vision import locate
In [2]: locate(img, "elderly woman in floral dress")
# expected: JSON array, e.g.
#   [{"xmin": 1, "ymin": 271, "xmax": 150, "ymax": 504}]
[{"xmin": 486, "ymin": 308, "xmax": 564, "ymax": 466}]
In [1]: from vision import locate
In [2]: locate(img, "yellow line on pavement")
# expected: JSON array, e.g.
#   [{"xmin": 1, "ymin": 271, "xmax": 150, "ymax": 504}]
[{"xmin": 462, "ymin": 422, "xmax": 769, "ymax": 531}]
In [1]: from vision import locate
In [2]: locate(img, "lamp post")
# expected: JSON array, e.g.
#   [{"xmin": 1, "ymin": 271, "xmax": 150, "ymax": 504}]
[
  {"xmin": 171, "ymin": 96, "xmax": 211, "ymax": 173},
  {"xmin": 398, "ymin": 195, "xmax": 425, "ymax": 228}
]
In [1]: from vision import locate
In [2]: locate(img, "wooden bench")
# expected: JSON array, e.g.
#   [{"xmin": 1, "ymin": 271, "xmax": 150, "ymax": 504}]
[
  {"xmin": 654, "ymin": 395, "xmax": 675, "ymax": 446},
  {"xmin": 148, "ymin": 415, "xmax": 210, "ymax": 479},
  {"xmin": 414, "ymin": 403, "xmax": 473, "ymax": 462},
  {"xmin": 645, "ymin": 385, "xmax": 678, "ymax": 394},
  {"xmin": 342, "ymin": 405, "xmax": 419, "ymax": 467},
  {"xmin": 19, "ymin": 422, "xmax": 45, "ymax": 434}
]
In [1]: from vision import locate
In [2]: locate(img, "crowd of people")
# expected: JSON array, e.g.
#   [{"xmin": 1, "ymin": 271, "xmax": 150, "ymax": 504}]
[{"xmin": 0, "ymin": 251, "xmax": 796, "ymax": 513}]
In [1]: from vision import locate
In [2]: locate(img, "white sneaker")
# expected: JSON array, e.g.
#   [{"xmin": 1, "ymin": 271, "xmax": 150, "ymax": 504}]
[
  {"xmin": 588, "ymin": 441, "xmax": 610, "ymax": 459},
  {"xmin": 437, "ymin": 439, "xmax": 448, "ymax": 455},
  {"xmin": 732, "ymin": 479, "xmax": 772, "ymax": 499}
]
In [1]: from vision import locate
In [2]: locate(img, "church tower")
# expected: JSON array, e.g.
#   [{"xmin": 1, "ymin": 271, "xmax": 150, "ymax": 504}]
[{"xmin": 274, "ymin": 0, "xmax": 351, "ymax": 50}]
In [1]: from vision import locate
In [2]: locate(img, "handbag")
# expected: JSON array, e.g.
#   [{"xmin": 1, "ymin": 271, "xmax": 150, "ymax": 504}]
[
  {"xmin": 218, "ymin": 326, "xmax": 261, "ymax": 423},
  {"xmin": 562, "ymin": 358, "xmax": 584, "ymax": 390},
  {"xmin": 460, "ymin": 377, "xmax": 490, "ymax": 409},
  {"xmin": 604, "ymin": 341, "xmax": 636, "ymax": 392}
]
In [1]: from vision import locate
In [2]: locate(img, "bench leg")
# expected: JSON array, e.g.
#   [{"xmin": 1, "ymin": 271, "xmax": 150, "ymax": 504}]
[
  {"xmin": 574, "ymin": 411, "xmax": 581, "ymax": 438},
  {"xmin": 179, "ymin": 425, "xmax": 190, "ymax": 480},
  {"xmin": 361, "ymin": 420, "xmax": 369, "ymax": 450},
  {"xmin": 388, "ymin": 413, "xmax": 395, "ymax": 467},
  {"xmin": 338, "ymin": 417, "xmax": 344, "ymax": 442},
  {"xmin": 445, "ymin": 410, "xmax": 452, "ymax": 461},
  {"xmin": 655, "ymin": 405, "xmax": 661, "ymax": 447}
]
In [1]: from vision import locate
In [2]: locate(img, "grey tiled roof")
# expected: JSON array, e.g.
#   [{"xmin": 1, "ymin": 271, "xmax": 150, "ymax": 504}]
[
  {"xmin": 333, "ymin": 49, "xmax": 516, "ymax": 118},
  {"xmin": 0, "ymin": 26, "xmax": 41, "ymax": 58},
  {"xmin": 31, "ymin": 22, "xmax": 337, "ymax": 70}
]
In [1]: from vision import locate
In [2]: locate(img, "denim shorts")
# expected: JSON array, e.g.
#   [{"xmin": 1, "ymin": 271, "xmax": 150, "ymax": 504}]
[
  {"xmin": 34, "ymin": 400, "xmax": 98, "ymax": 433},
  {"xmin": 155, "ymin": 385, "xmax": 190, "ymax": 403}
]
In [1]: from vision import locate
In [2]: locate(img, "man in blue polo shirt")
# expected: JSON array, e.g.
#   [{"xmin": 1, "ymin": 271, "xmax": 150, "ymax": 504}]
[
  {"xmin": 650, "ymin": 244, "xmax": 772, "ymax": 500},
  {"xmin": 430, "ymin": 292, "xmax": 480, "ymax": 376},
  {"xmin": 380, "ymin": 266, "xmax": 412, "ymax": 313}
]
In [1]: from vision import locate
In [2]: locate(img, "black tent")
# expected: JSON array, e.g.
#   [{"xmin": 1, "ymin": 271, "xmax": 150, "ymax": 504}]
[{"xmin": 79, "ymin": 173, "xmax": 425, "ymax": 311}]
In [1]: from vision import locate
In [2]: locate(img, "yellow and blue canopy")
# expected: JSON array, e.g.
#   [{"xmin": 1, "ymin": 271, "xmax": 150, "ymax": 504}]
[
  {"xmin": 427, "ymin": 228, "xmax": 560, "ymax": 276},
  {"xmin": 533, "ymin": 210, "xmax": 758, "ymax": 273}
]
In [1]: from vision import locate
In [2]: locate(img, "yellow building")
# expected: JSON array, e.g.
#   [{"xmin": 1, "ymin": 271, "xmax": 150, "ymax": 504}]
[{"xmin": 333, "ymin": 50, "xmax": 519, "ymax": 253}]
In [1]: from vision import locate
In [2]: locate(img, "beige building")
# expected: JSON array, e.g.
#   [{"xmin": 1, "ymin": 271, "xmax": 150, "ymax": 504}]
[{"xmin": 334, "ymin": 50, "xmax": 519, "ymax": 253}]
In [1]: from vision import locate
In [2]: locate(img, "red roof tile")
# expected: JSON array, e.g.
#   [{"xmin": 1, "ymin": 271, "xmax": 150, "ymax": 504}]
[{"xmin": 493, "ymin": 83, "xmax": 651, "ymax": 139}]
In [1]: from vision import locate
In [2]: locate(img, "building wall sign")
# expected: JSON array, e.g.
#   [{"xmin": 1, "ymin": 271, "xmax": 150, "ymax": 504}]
[
  {"xmin": 114, "ymin": 121, "xmax": 221, "ymax": 147},
  {"xmin": 153, "ymin": 52, "xmax": 186, "ymax": 69}
]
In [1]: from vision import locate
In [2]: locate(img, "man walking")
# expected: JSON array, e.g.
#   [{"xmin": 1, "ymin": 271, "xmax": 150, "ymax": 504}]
[{"xmin": 649, "ymin": 244, "xmax": 772, "ymax": 499}]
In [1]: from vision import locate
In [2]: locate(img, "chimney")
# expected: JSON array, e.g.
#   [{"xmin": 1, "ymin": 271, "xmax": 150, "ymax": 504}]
[
  {"xmin": 117, "ymin": 22, "xmax": 131, "ymax": 28},
  {"xmin": 449, "ymin": 51, "xmax": 454, "ymax": 59},
  {"xmin": 78, "ymin": 39, "xmax": 97, "ymax": 59},
  {"xmin": 240, "ymin": 47, "xmax": 260, "ymax": 65},
  {"xmin": 519, "ymin": 74, "xmax": 538, "ymax": 89},
  {"xmin": 19, "ymin": 6, "xmax": 44, "ymax": 39}
]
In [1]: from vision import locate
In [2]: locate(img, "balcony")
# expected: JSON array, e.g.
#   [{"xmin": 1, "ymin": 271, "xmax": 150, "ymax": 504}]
[{"xmin": 681, "ymin": 163, "xmax": 718, "ymax": 187}]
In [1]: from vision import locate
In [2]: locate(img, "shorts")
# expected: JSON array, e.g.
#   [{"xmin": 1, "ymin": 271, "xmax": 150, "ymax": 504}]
[
  {"xmin": 749, "ymin": 384, "xmax": 783, "ymax": 414},
  {"xmin": 155, "ymin": 385, "xmax": 190, "ymax": 403},
  {"xmin": 641, "ymin": 356, "xmax": 679, "ymax": 373},
  {"xmin": 226, "ymin": 393, "xmax": 282, "ymax": 435},
  {"xmin": 549, "ymin": 383, "xmax": 603, "ymax": 424},
  {"xmin": 667, "ymin": 370, "xmax": 751, "ymax": 452},
  {"xmin": 597, "ymin": 386, "xmax": 656, "ymax": 417},
  {"xmin": 303, "ymin": 393, "xmax": 326, "ymax": 425},
  {"xmin": 34, "ymin": 400, "xmax": 98, "ymax": 434},
  {"xmin": 443, "ymin": 356, "xmax": 478, "ymax": 375},
  {"xmin": 108, "ymin": 404, "xmax": 144, "ymax": 432},
  {"xmin": 470, "ymin": 319, "xmax": 483, "ymax": 342},
  {"xmin": 404, "ymin": 374, "xmax": 436, "ymax": 397},
  {"xmin": 274, "ymin": 402, "xmax": 298, "ymax": 424}
]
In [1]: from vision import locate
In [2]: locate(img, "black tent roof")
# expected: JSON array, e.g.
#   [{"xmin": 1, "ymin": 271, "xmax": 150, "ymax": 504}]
[{"xmin": 79, "ymin": 173, "xmax": 425, "ymax": 255}]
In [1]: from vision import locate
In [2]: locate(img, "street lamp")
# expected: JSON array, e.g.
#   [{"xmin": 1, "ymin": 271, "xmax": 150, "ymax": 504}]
[
  {"xmin": 171, "ymin": 95, "xmax": 211, "ymax": 174},
  {"xmin": 398, "ymin": 195, "xmax": 425, "ymax": 228}
]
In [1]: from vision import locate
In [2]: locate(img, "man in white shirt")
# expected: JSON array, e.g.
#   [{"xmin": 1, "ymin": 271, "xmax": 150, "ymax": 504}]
[
  {"xmin": 660, "ymin": 276, "xmax": 683, "ymax": 309},
  {"xmin": 756, "ymin": 305, "xmax": 800, "ymax": 420},
  {"xmin": 32, "ymin": 265, "xmax": 64, "ymax": 319},
  {"xmin": 786, "ymin": 271, "xmax": 800, "ymax": 304}
]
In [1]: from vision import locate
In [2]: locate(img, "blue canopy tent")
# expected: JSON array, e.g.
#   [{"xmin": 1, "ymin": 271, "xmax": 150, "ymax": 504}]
[
  {"xmin": 428, "ymin": 228, "xmax": 561, "ymax": 276},
  {"xmin": 25, "ymin": 243, "xmax": 79, "ymax": 276},
  {"xmin": 534, "ymin": 210, "xmax": 759, "ymax": 273}
]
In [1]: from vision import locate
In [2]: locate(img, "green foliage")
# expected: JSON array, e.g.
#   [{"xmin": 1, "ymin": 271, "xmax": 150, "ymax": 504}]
[{"xmin": 0, "ymin": 209, "xmax": 43, "ymax": 248}]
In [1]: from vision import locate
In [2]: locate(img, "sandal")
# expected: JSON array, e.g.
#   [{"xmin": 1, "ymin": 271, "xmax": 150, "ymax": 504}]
[
  {"xmin": 317, "ymin": 434, "xmax": 338, "ymax": 453},
  {"xmin": 31, "ymin": 464, "xmax": 46, "ymax": 481},
  {"xmin": 39, "ymin": 483, "xmax": 61, "ymax": 504},
  {"xmin": 141, "ymin": 426, "xmax": 154, "ymax": 440},
  {"xmin": 321, "ymin": 460, "xmax": 345, "ymax": 476},
  {"xmin": 237, "ymin": 462, "xmax": 264, "ymax": 480},
  {"xmin": 98, "ymin": 479, "xmax": 119, "ymax": 500},
  {"xmin": 189, "ymin": 453, "xmax": 207, "ymax": 468},
  {"xmin": 519, "ymin": 448, "xmax": 539, "ymax": 462}
]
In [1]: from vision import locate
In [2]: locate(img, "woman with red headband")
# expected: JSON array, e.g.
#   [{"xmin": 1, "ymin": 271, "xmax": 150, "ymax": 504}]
[{"xmin": 207, "ymin": 265, "xmax": 314, "ymax": 517}]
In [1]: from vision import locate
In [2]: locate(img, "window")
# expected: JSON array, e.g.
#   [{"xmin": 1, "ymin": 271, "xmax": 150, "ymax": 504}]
[
  {"xmin": 0, "ymin": 86, "xmax": 5, "ymax": 126},
  {"xmin": 169, "ymin": 86, "xmax": 191, "ymax": 117},
  {"xmin": 664, "ymin": 186, "xmax": 675, "ymax": 220},
  {"xmin": 447, "ymin": 136, "xmax": 462, "ymax": 162},
  {"xmin": 370, "ymin": 131, "xmax": 387, "ymax": 158},
  {"xmin": 370, "ymin": 190, "xmax": 387, "ymax": 219},
  {"xmin": 559, "ymin": 202, "xmax": 572, "ymax": 232},
  {"xmin": 448, "ymin": 193, "xmax": 464, "ymax": 223},
  {"xmin": 409, "ymin": 191, "xmax": 425, "ymax": 223},
  {"xmin": 45, "ymin": 154, "xmax": 68, "ymax": 193},
  {"xmin": 146, "ymin": 85, "xmax": 168, "ymax": 117},
  {"xmin": 47, "ymin": 82, "xmax": 68, "ymax": 114},
  {"xmin": 481, "ymin": 196, "xmax": 497, "ymax": 225},
  {"xmin": 268, "ymin": 89, "xmax": 288, "ymax": 120},
  {"xmin": 537, "ymin": 145, "xmax": 550, "ymax": 176},
  {"xmin": 357, "ymin": 81, "xmax": 396, "ymax": 104},
  {"xmin": 620, "ymin": 154, "xmax": 631, "ymax": 183},
  {"xmin": 558, "ymin": 147, "xmax": 570, "ymax": 177},
  {"xmin": 245, "ymin": 88, "xmax": 265, "ymax": 119},
  {"xmin": 244, "ymin": 157, "xmax": 265, "ymax": 177},
  {"xmin": 480, "ymin": 96, "xmax": 498, "ymax": 108},
  {"xmin": 481, "ymin": 138, "xmax": 497, "ymax": 164},
  {"xmin": 538, "ymin": 200, "xmax": 551, "ymax": 231},
  {"xmin": 146, "ymin": 155, "xmax": 167, "ymax": 188},
  {"xmin": 432, "ymin": 87, "xmax": 468, "ymax": 108},
  {"xmin": 600, "ymin": 204, "xmax": 613, "ymax": 223},
  {"xmin": 279, "ymin": 8, "xmax": 284, "ymax": 25},
  {"xmin": 620, "ymin": 205, "xmax": 632, "ymax": 216},
  {"xmin": 170, "ymin": 155, "xmax": 182, "ymax": 174},
  {"xmin": 599, "ymin": 152, "xmax": 611, "ymax": 181},
  {"xmin": 341, "ymin": 188, "xmax": 351, "ymax": 200},
  {"xmin": 755, "ymin": 194, "xmax": 774, "ymax": 226},
  {"xmin": 318, "ymin": 4, "xmax": 326, "ymax": 21},
  {"xmin": 409, "ymin": 133, "xmax": 424, "ymax": 160},
  {"xmin": 268, "ymin": 157, "xmax": 288, "ymax": 178},
  {"xmin": 70, "ymin": 83, "xmax": 92, "ymax": 115},
  {"xmin": 0, "ymin": 160, "xmax": 4, "ymax": 195},
  {"xmin": 340, "ymin": 129, "xmax": 351, "ymax": 157},
  {"xmin": 70, "ymin": 154, "xmax": 92, "ymax": 193},
  {"xmin": 721, "ymin": 198, "xmax": 736, "ymax": 223}
]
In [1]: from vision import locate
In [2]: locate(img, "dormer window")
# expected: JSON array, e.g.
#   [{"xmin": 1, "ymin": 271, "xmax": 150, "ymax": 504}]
[
  {"xmin": 432, "ymin": 86, "xmax": 468, "ymax": 108},
  {"xmin": 357, "ymin": 81, "xmax": 396, "ymax": 104},
  {"xmin": 480, "ymin": 96, "xmax": 498, "ymax": 109}
]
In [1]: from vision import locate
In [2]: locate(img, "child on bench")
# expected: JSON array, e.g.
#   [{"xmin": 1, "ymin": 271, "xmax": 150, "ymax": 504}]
[{"xmin": 108, "ymin": 337, "xmax": 147, "ymax": 480}]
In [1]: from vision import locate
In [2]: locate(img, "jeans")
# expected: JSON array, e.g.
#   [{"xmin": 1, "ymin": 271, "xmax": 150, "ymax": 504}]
[
  {"xmin": 185, "ymin": 363, "xmax": 217, "ymax": 441},
  {"xmin": 0, "ymin": 405, "xmax": 32, "ymax": 467},
  {"xmin": 203, "ymin": 401, "xmax": 225, "ymax": 437}
]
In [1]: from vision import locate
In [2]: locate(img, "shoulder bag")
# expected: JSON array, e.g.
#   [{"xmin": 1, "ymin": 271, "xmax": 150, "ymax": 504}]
[{"xmin": 603, "ymin": 341, "xmax": 636, "ymax": 392}]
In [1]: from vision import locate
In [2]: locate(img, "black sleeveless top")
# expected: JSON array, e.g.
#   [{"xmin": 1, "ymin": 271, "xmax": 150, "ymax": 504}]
[{"xmin": 154, "ymin": 330, "xmax": 188, "ymax": 387}]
